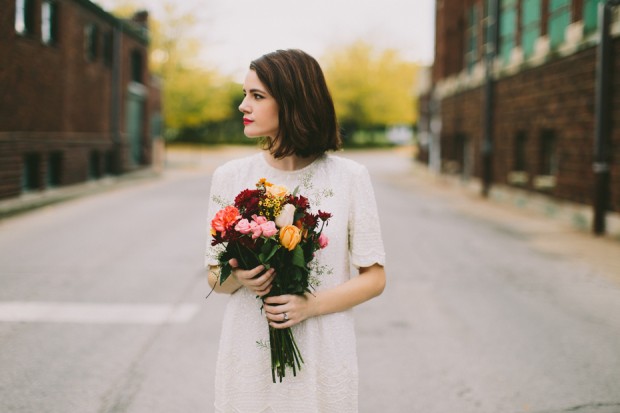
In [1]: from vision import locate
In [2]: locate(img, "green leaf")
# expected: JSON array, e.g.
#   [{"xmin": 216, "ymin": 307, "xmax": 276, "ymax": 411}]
[
  {"xmin": 291, "ymin": 246, "xmax": 306, "ymax": 268},
  {"xmin": 263, "ymin": 243, "xmax": 281, "ymax": 263},
  {"xmin": 220, "ymin": 262, "xmax": 232, "ymax": 284}
]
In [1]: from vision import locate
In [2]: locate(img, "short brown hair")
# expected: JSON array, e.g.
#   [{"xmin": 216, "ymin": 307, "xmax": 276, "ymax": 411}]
[{"xmin": 250, "ymin": 49, "xmax": 342, "ymax": 158}]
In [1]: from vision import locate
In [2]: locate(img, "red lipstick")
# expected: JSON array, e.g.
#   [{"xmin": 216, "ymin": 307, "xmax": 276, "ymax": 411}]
[{"xmin": 243, "ymin": 118, "xmax": 253, "ymax": 125}]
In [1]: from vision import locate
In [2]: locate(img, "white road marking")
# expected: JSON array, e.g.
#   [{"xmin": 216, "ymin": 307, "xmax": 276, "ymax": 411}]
[{"xmin": 0, "ymin": 302, "xmax": 199, "ymax": 324}]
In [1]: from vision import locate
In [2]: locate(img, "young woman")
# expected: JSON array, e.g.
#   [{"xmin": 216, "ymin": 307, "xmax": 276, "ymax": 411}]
[{"xmin": 206, "ymin": 49, "xmax": 386, "ymax": 413}]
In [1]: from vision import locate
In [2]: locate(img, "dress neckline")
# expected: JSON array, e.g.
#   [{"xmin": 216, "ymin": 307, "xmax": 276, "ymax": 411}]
[{"xmin": 259, "ymin": 152, "xmax": 326, "ymax": 175}]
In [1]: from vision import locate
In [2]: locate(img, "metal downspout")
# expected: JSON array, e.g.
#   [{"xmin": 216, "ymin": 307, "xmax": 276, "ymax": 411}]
[
  {"xmin": 593, "ymin": 1, "xmax": 618, "ymax": 234},
  {"xmin": 111, "ymin": 22, "xmax": 122, "ymax": 175},
  {"xmin": 482, "ymin": 0, "xmax": 499, "ymax": 197}
]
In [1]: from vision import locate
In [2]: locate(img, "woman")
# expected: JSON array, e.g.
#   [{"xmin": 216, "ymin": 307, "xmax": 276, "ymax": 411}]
[{"xmin": 206, "ymin": 49, "xmax": 386, "ymax": 413}]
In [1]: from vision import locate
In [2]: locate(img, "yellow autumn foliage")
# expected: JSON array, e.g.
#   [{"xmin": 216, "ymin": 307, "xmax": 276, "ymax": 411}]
[{"xmin": 323, "ymin": 41, "xmax": 419, "ymax": 129}]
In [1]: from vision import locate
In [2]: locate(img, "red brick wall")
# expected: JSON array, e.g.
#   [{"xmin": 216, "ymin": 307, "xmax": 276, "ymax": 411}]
[
  {"xmin": 438, "ymin": 43, "xmax": 620, "ymax": 212},
  {"xmin": 440, "ymin": 87, "xmax": 484, "ymax": 176},
  {"xmin": 434, "ymin": 0, "xmax": 468, "ymax": 82},
  {"xmin": 0, "ymin": 0, "xmax": 155, "ymax": 199}
]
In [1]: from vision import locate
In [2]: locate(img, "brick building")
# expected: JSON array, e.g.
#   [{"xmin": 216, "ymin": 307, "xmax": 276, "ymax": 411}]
[
  {"xmin": 418, "ymin": 0, "xmax": 620, "ymax": 234},
  {"xmin": 0, "ymin": 0, "xmax": 162, "ymax": 199}
]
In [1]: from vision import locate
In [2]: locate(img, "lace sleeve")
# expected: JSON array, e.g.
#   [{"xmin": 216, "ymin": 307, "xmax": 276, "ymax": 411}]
[{"xmin": 348, "ymin": 165, "xmax": 386, "ymax": 269}]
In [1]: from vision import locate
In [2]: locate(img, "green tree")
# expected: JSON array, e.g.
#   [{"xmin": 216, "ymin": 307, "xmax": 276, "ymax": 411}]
[
  {"xmin": 323, "ymin": 41, "xmax": 419, "ymax": 138},
  {"xmin": 101, "ymin": 1, "xmax": 240, "ymax": 141}
]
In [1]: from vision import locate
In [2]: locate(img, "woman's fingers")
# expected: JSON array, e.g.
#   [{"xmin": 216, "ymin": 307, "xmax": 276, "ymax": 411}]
[
  {"xmin": 258, "ymin": 284, "xmax": 273, "ymax": 296},
  {"xmin": 263, "ymin": 294, "xmax": 313, "ymax": 328},
  {"xmin": 227, "ymin": 260, "xmax": 277, "ymax": 295},
  {"xmin": 263, "ymin": 296, "xmax": 293, "ymax": 322},
  {"xmin": 263, "ymin": 295, "xmax": 289, "ymax": 305}
]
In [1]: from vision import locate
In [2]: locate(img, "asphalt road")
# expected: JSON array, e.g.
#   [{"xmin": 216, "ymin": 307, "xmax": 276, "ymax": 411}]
[{"xmin": 0, "ymin": 147, "xmax": 619, "ymax": 413}]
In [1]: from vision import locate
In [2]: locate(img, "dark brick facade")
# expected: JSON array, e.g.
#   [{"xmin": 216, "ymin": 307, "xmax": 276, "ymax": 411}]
[
  {"xmin": 0, "ymin": 0, "xmax": 160, "ymax": 199},
  {"xmin": 421, "ymin": 0, "xmax": 620, "ymax": 216}
]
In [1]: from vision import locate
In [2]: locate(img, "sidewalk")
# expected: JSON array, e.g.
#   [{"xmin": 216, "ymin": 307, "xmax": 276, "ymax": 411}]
[
  {"xmin": 391, "ymin": 155, "xmax": 620, "ymax": 285},
  {"xmin": 0, "ymin": 145, "xmax": 260, "ymax": 221},
  {"xmin": 0, "ymin": 168, "xmax": 160, "ymax": 220}
]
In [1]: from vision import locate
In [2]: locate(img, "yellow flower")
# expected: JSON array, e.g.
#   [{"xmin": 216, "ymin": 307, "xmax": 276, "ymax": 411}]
[
  {"xmin": 259, "ymin": 196, "xmax": 283, "ymax": 220},
  {"xmin": 279, "ymin": 225, "xmax": 302, "ymax": 251},
  {"xmin": 258, "ymin": 178, "xmax": 273, "ymax": 187}
]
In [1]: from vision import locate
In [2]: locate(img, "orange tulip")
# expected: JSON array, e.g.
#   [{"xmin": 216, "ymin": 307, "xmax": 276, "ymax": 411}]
[{"xmin": 279, "ymin": 225, "xmax": 302, "ymax": 251}]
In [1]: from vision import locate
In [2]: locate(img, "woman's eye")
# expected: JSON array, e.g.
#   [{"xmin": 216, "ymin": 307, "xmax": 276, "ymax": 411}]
[{"xmin": 254, "ymin": 94, "xmax": 264, "ymax": 100}]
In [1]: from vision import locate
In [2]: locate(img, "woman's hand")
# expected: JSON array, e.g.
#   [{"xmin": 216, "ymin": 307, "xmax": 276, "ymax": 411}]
[
  {"xmin": 262, "ymin": 264, "xmax": 386, "ymax": 326},
  {"xmin": 229, "ymin": 258, "xmax": 275, "ymax": 297},
  {"xmin": 263, "ymin": 293, "xmax": 318, "ymax": 329}
]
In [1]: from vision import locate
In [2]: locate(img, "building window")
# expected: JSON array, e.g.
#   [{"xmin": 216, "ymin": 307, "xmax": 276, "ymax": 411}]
[
  {"xmin": 15, "ymin": 0, "xmax": 35, "ymax": 35},
  {"xmin": 47, "ymin": 152, "xmax": 62, "ymax": 187},
  {"xmin": 105, "ymin": 150, "xmax": 115, "ymax": 175},
  {"xmin": 521, "ymin": 0, "xmax": 542, "ymax": 58},
  {"xmin": 549, "ymin": 0, "xmax": 571, "ymax": 48},
  {"xmin": 130, "ymin": 49, "xmax": 143, "ymax": 83},
  {"xmin": 514, "ymin": 131, "xmax": 527, "ymax": 171},
  {"xmin": 583, "ymin": 0, "xmax": 603, "ymax": 33},
  {"xmin": 499, "ymin": 0, "xmax": 517, "ymax": 63},
  {"xmin": 84, "ymin": 24, "xmax": 98, "ymax": 61},
  {"xmin": 89, "ymin": 151, "xmax": 101, "ymax": 179},
  {"xmin": 465, "ymin": 5, "xmax": 480, "ymax": 72},
  {"xmin": 22, "ymin": 153, "xmax": 41, "ymax": 192},
  {"xmin": 41, "ymin": 1, "xmax": 59, "ymax": 45},
  {"xmin": 103, "ymin": 30, "xmax": 114, "ymax": 67},
  {"xmin": 540, "ymin": 130, "xmax": 558, "ymax": 176}
]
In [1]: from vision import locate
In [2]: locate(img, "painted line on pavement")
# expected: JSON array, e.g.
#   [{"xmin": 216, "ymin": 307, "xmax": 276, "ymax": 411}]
[{"xmin": 0, "ymin": 302, "xmax": 199, "ymax": 324}]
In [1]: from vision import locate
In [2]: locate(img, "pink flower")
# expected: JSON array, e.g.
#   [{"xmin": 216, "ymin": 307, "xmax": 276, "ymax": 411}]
[
  {"xmin": 234, "ymin": 219, "xmax": 252, "ymax": 234},
  {"xmin": 250, "ymin": 221, "xmax": 262, "ymax": 239},
  {"xmin": 252, "ymin": 215, "xmax": 268, "ymax": 225},
  {"xmin": 318, "ymin": 233, "xmax": 329, "ymax": 249},
  {"xmin": 260, "ymin": 221, "xmax": 278, "ymax": 237}
]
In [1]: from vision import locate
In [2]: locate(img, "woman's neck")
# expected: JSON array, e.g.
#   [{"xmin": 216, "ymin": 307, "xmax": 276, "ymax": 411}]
[{"xmin": 263, "ymin": 151, "xmax": 320, "ymax": 171}]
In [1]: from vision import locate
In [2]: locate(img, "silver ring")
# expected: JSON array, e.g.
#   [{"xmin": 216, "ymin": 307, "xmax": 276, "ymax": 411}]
[{"xmin": 283, "ymin": 312, "xmax": 289, "ymax": 321}]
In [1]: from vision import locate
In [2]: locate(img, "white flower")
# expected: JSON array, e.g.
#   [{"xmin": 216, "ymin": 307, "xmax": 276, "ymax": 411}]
[{"xmin": 275, "ymin": 203, "xmax": 296, "ymax": 228}]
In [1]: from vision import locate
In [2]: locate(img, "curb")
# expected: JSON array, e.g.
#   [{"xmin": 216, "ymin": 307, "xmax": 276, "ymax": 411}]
[
  {"xmin": 0, "ymin": 168, "xmax": 161, "ymax": 220},
  {"xmin": 409, "ymin": 161, "xmax": 620, "ymax": 241}
]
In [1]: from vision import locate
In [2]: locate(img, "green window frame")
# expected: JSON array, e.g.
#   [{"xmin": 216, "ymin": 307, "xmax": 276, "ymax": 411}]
[
  {"xmin": 583, "ymin": 0, "xmax": 603, "ymax": 33},
  {"xmin": 465, "ymin": 5, "xmax": 480, "ymax": 72},
  {"xmin": 499, "ymin": 0, "xmax": 517, "ymax": 63},
  {"xmin": 521, "ymin": 0, "xmax": 541, "ymax": 58},
  {"xmin": 549, "ymin": 0, "xmax": 571, "ymax": 48}
]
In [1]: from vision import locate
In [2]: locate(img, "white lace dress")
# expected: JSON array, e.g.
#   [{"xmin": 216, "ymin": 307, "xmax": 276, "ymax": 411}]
[{"xmin": 205, "ymin": 152, "xmax": 385, "ymax": 413}]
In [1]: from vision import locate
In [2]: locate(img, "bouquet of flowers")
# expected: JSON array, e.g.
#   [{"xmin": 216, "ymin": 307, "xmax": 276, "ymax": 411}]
[{"xmin": 210, "ymin": 178, "xmax": 331, "ymax": 383}]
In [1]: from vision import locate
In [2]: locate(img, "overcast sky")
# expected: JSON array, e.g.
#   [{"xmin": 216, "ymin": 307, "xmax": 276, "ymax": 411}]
[{"xmin": 95, "ymin": 0, "xmax": 436, "ymax": 80}]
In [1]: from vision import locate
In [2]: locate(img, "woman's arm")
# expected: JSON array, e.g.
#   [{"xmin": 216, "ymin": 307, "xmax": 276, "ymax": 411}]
[
  {"xmin": 263, "ymin": 263, "xmax": 386, "ymax": 328},
  {"xmin": 207, "ymin": 265, "xmax": 242, "ymax": 294}
]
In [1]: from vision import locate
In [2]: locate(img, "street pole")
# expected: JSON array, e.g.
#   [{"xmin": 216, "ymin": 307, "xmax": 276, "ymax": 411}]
[
  {"xmin": 111, "ymin": 21, "xmax": 124, "ymax": 175},
  {"xmin": 482, "ymin": 0, "xmax": 499, "ymax": 197},
  {"xmin": 593, "ymin": 0, "xmax": 618, "ymax": 235}
]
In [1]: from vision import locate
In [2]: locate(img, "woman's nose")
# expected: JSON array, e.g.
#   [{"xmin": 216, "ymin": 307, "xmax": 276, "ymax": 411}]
[{"xmin": 238, "ymin": 97, "xmax": 249, "ymax": 113}]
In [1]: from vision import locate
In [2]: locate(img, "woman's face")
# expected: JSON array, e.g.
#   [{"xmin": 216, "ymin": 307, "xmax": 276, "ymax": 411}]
[{"xmin": 238, "ymin": 70, "xmax": 279, "ymax": 139}]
